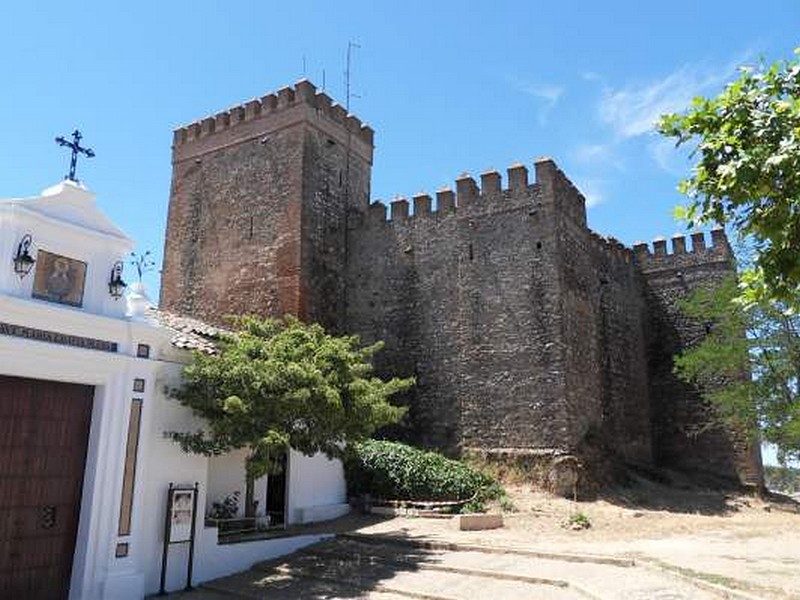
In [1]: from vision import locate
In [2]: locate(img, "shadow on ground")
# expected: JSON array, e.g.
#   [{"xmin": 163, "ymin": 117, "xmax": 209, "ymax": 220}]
[
  {"xmin": 597, "ymin": 467, "xmax": 745, "ymax": 516},
  {"xmin": 180, "ymin": 516, "xmax": 444, "ymax": 600}
]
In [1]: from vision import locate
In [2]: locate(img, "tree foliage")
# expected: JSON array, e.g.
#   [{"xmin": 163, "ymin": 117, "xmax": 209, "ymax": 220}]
[
  {"xmin": 764, "ymin": 464, "xmax": 800, "ymax": 494},
  {"xmin": 674, "ymin": 276, "xmax": 800, "ymax": 463},
  {"xmin": 659, "ymin": 51, "xmax": 800, "ymax": 308},
  {"xmin": 167, "ymin": 316, "xmax": 412, "ymax": 483}
]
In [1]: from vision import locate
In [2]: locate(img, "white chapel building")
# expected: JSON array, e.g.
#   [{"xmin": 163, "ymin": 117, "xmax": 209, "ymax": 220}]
[{"xmin": 0, "ymin": 180, "xmax": 349, "ymax": 599}]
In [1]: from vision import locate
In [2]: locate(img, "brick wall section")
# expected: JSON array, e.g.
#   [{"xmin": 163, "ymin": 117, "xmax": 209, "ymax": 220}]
[
  {"xmin": 592, "ymin": 241, "xmax": 652, "ymax": 464},
  {"xmin": 161, "ymin": 80, "xmax": 373, "ymax": 327},
  {"xmin": 161, "ymin": 126, "xmax": 305, "ymax": 323},
  {"xmin": 635, "ymin": 233, "xmax": 763, "ymax": 485}
]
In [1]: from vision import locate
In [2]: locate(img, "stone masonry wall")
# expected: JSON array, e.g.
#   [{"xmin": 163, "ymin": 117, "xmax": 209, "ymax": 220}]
[
  {"xmin": 161, "ymin": 124, "xmax": 305, "ymax": 323},
  {"xmin": 345, "ymin": 164, "xmax": 570, "ymax": 454},
  {"xmin": 635, "ymin": 232, "xmax": 763, "ymax": 485},
  {"xmin": 541, "ymin": 159, "xmax": 653, "ymax": 468},
  {"xmin": 159, "ymin": 79, "xmax": 761, "ymax": 488},
  {"xmin": 161, "ymin": 80, "xmax": 373, "ymax": 326},
  {"xmin": 301, "ymin": 122, "xmax": 372, "ymax": 332}
]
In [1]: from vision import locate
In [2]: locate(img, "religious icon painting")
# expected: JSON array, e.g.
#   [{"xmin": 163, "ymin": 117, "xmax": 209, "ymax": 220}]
[{"xmin": 32, "ymin": 250, "xmax": 87, "ymax": 307}]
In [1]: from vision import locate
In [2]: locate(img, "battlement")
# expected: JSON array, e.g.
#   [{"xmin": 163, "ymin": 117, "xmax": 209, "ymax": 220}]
[
  {"xmin": 587, "ymin": 231, "xmax": 634, "ymax": 264},
  {"xmin": 171, "ymin": 79, "xmax": 374, "ymax": 150},
  {"xmin": 364, "ymin": 162, "xmax": 544, "ymax": 227},
  {"xmin": 632, "ymin": 228, "xmax": 732, "ymax": 272}
]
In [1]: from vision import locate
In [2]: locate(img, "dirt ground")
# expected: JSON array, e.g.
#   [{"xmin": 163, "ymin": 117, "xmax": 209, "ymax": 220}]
[{"xmin": 354, "ymin": 479, "xmax": 800, "ymax": 599}]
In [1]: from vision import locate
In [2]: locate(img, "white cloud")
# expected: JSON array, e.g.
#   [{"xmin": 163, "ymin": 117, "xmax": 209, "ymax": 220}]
[
  {"xmin": 648, "ymin": 137, "xmax": 690, "ymax": 177},
  {"xmin": 510, "ymin": 78, "xmax": 564, "ymax": 125},
  {"xmin": 573, "ymin": 143, "xmax": 607, "ymax": 161},
  {"xmin": 572, "ymin": 178, "xmax": 606, "ymax": 208},
  {"xmin": 572, "ymin": 143, "xmax": 625, "ymax": 170},
  {"xmin": 597, "ymin": 52, "xmax": 753, "ymax": 139}
]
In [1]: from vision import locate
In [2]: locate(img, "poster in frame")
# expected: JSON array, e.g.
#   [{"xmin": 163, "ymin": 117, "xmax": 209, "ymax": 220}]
[
  {"xmin": 168, "ymin": 487, "xmax": 196, "ymax": 543},
  {"xmin": 32, "ymin": 249, "xmax": 87, "ymax": 307}
]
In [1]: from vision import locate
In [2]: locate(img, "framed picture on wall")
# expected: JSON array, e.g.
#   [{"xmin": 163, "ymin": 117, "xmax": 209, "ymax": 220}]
[
  {"xmin": 32, "ymin": 250, "xmax": 87, "ymax": 307},
  {"xmin": 168, "ymin": 488, "xmax": 196, "ymax": 543}
]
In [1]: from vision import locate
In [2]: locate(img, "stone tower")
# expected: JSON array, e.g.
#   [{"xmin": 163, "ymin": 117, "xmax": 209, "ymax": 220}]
[{"xmin": 160, "ymin": 80, "xmax": 374, "ymax": 330}]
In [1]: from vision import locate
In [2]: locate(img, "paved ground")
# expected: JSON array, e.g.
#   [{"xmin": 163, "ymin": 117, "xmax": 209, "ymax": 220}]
[
  {"xmin": 174, "ymin": 535, "xmax": 724, "ymax": 600},
  {"xmin": 166, "ymin": 485, "xmax": 800, "ymax": 600}
]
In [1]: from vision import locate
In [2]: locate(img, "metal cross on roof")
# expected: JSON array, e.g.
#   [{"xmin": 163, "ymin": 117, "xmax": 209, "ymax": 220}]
[{"xmin": 55, "ymin": 129, "xmax": 95, "ymax": 182}]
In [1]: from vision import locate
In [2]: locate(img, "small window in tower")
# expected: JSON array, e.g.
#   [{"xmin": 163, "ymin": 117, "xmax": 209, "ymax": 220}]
[
  {"xmin": 338, "ymin": 171, "xmax": 343, "ymax": 187},
  {"xmin": 468, "ymin": 243, "xmax": 474, "ymax": 261}
]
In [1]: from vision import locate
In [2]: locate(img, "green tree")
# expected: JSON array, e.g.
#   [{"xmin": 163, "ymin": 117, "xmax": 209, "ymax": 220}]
[
  {"xmin": 167, "ymin": 316, "xmax": 412, "ymax": 515},
  {"xmin": 674, "ymin": 275, "xmax": 800, "ymax": 463},
  {"xmin": 659, "ymin": 50, "xmax": 800, "ymax": 309},
  {"xmin": 764, "ymin": 464, "xmax": 800, "ymax": 493}
]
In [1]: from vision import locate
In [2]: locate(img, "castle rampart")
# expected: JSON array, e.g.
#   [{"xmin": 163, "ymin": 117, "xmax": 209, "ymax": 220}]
[
  {"xmin": 160, "ymin": 80, "xmax": 763, "ymax": 491},
  {"xmin": 171, "ymin": 80, "xmax": 374, "ymax": 166},
  {"xmin": 634, "ymin": 230, "xmax": 762, "ymax": 486},
  {"xmin": 161, "ymin": 79, "xmax": 373, "ymax": 329}
]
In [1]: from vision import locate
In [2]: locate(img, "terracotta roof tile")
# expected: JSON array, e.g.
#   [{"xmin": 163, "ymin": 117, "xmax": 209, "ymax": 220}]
[{"xmin": 145, "ymin": 307, "xmax": 222, "ymax": 354}]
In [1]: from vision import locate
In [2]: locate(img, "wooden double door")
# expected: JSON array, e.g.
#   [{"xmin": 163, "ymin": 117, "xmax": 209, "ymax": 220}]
[{"xmin": 0, "ymin": 375, "xmax": 94, "ymax": 600}]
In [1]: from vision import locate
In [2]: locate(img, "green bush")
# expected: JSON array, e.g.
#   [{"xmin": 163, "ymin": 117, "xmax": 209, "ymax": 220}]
[{"xmin": 344, "ymin": 440, "xmax": 503, "ymax": 506}]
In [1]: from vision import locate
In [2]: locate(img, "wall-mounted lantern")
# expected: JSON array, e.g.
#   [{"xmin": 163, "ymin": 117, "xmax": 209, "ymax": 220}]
[
  {"xmin": 13, "ymin": 234, "xmax": 36, "ymax": 279},
  {"xmin": 108, "ymin": 261, "xmax": 127, "ymax": 299}
]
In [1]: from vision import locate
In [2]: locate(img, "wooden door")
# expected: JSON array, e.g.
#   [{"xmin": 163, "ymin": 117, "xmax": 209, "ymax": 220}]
[
  {"xmin": 265, "ymin": 451, "xmax": 287, "ymax": 527},
  {"xmin": 0, "ymin": 375, "xmax": 94, "ymax": 600}
]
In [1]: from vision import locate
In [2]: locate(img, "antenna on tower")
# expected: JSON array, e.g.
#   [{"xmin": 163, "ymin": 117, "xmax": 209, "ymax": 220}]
[
  {"xmin": 302, "ymin": 55, "xmax": 307, "ymax": 77},
  {"xmin": 322, "ymin": 69, "xmax": 326, "ymax": 92},
  {"xmin": 345, "ymin": 41, "xmax": 361, "ymax": 113}
]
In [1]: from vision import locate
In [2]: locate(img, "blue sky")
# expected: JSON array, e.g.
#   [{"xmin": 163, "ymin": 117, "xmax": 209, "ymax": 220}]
[
  {"xmin": 2, "ymin": 1, "xmax": 797, "ymax": 465},
  {"xmin": 2, "ymin": 0, "xmax": 797, "ymax": 283}
]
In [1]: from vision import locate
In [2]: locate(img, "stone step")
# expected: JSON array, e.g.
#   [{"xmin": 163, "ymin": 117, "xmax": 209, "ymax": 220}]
[
  {"xmin": 340, "ymin": 532, "xmax": 636, "ymax": 567},
  {"xmin": 202, "ymin": 566, "xmax": 410, "ymax": 600},
  {"xmin": 290, "ymin": 537, "xmax": 725, "ymax": 600},
  {"xmin": 269, "ymin": 559, "xmax": 582, "ymax": 600},
  {"xmin": 200, "ymin": 536, "xmax": 742, "ymax": 600},
  {"xmin": 304, "ymin": 540, "xmax": 572, "ymax": 588}
]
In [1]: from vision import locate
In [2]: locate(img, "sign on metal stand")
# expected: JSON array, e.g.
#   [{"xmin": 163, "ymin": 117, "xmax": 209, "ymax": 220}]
[{"xmin": 158, "ymin": 482, "xmax": 199, "ymax": 595}]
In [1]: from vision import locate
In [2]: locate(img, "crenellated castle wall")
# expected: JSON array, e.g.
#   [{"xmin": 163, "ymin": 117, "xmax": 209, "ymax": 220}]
[
  {"xmin": 161, "ymin": 80, "xmax": 372, "ymax": 329},
  {"xmin": 345, "ymin": 161, "xmax": 568, "ymax": 454},
  {"xmin": 160, "ymin": 80, "xmax": 763, "ymax": 490},
  {"xmin": 344, "ymin": 158, "xmax": 655, "ymax": 470},
  {"xmin": 634, "ymin": 232, "xmax": 763, "ymax": 486}
]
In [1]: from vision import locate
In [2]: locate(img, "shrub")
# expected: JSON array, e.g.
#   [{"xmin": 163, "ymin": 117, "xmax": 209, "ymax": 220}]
[
  {"xmin": 563, "ymin": 511, "xmax": 591, "ymax": 530},
  {"xmin": 344, "ymin": 440, "xmax": 503, "ymax": 507},
  {"xmin": 208, "ymin": 491, "xmax": 240, "ymax": 520}
]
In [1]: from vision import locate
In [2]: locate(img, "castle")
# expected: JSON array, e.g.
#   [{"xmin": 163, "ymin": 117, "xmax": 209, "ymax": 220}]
[{"xmin": 160, "ymin": 80, "xmax": 763, "ymax": 489}]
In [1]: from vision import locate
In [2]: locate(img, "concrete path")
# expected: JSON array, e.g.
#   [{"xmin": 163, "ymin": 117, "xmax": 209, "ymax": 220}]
[{"xmin": 181, "ymin": 536, "xmax": 735, "ymax": 600}]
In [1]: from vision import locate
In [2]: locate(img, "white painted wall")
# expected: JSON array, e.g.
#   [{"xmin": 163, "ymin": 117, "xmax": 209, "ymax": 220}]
[
  {"xmin": 288, "ymin": 449, "xmax": 350, "ymax": 524},
  {"xmin": 0, "ymin": 181, "xmax": 134, "ymax": 319},
  {"xmin": 0, "ymin": 183, "xmax": 350, "ymax": 599},
  {"xmin": 206, "ymin": 450, "xmax": 267, "ymax": 519},
  {"xmin": 138, "ymin": 372, "xmax": 348, "ymax": 595}
]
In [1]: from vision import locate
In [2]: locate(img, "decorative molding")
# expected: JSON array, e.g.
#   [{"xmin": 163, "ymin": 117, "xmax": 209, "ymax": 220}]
[
  {"xmin": 118, "ymin": 399, "xmax": 143, "ymax": 536},
  {"xmin": 0, "ymin": 321, "xmax": 117, "ymax": 353}
]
